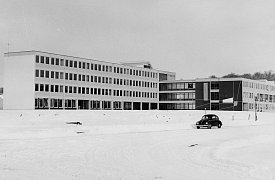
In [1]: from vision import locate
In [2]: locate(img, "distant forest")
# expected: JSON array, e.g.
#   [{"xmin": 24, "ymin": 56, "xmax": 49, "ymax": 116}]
[{"xmin": 209, "ymin": 70, "xmax": 275, "ymax": 81}]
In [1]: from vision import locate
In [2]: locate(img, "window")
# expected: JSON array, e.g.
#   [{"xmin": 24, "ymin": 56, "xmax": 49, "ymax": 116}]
[
  {"xmin": 91, "ymin": 76, "xmax": 93, "ymax": 82},
  {"xmin": 51, "ymin": 58, "xmax": 55, "ymax": 65},
  {"xmin": 56, "ymin": 58, "xmax": 59, "ymax": 65},
  {"xmin": 40, "ymin": 70, "xmax": 44, "ymax": 78},
  {"xmin": 211, "ymin": 82, "xmax": 219, "ymax": 89},
  {"xmin": 36, "ymin": 56, "xmax": 39, "ymax": 63},
  {"xmin": 51, "ymin": 71, "xmax": 54, "ymax": 78},
  {"xmin": 188, "ymin": 83, "xmax": 194, "ymax": 89},
  {"xmin": 45, "ymin": 71, "xmax": 49, "ymax": 78},
  {"xmin": 46, "ymin": 57, "xmax": 49, "ymax": 64},
  {"xmin": 60, "ymin": 59, "xmax": 64, "ymax": 66},
  {"xmin": 45, "ymin": 84, "xmax": 49, "ymax": 92},
  {"xmin": 69, "ymin": 60, "xmax": 73, "ymax": 67},
  {"xmin": 55, "ymin": 85, "xmax": 59, "ymax": 92},
  {"xmin": 55, "ymin": 72, "xmax": 59, "ymax": 79},
  {"xmin": 35, "ymin": 70, "xmax": 39, "ymax": 77},
  {"xmin": 35, "ymin": 84, "xmax": 39, "ymax": 91},
  {"xmin": 51, "ymin": 85, "xmax": 54, "ymax": 92},
  {"xmin": 211, "ymin": 92, "xmax": 219, "ymax": 100},
  {"xmin": 65, "ymin": 60, "xmax": 69, "ymax": 67},
  {"xmin": 41, "ymin": 56, "xmax": 44, "ymax": 63}
]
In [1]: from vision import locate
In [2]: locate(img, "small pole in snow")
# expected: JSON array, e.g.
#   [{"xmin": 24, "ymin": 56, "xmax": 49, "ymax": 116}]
[
  {"xmin": 248, "ymin": 114, "xmax": 250, "ymax": 120},
  {"xmin": 255, "ymin": 97, "xmax": 258, "ymax": 121}
]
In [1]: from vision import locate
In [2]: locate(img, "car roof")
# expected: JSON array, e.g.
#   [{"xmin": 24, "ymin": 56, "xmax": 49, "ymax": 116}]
[{"xmin": 204, "ymin": 114, "xmax": 218, "ymax": 116}]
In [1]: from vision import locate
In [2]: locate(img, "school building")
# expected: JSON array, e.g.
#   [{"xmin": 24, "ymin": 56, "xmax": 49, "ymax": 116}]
[{"xmin": 3, "ymin": 50, "xmax": 175, "ymax": 110}]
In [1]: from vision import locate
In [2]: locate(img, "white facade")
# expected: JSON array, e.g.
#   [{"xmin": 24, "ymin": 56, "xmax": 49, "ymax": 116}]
[
  {"xmin": 4, "ymin": 53, "xmax": 35, "ymax": 109},
  {"xmin": 242, "ymin": 79, "xmax": 275, "ymax": 112},
  {"xmin": 3, "ymin": 51, "xmax": 174, "ymax": 110}
]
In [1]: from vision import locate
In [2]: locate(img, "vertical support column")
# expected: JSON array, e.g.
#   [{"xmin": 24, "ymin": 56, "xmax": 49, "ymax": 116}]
[
  {"xmin": 110, "ymin": 101, "xmax": 113, "ymax": 110},
  {"xmin": 121, "ymin": 101, "xmax": 124, "ymax": 110}
]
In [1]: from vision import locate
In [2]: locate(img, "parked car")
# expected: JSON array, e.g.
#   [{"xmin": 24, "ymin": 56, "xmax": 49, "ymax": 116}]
[{"xmin": 196, "ymin": 114, "xmax": 222, "ymax": 129}]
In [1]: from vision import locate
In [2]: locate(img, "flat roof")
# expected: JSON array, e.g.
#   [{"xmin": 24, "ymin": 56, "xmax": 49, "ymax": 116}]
[
  {"xmin": 160, "ymin": 77, "xmax": 275, "ymax": 84},
  {"xmin": 4, "ymin": 50, "xmax": 175, "ymax": 74}
]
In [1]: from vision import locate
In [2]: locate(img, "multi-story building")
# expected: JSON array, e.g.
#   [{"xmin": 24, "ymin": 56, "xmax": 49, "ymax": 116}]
[
  {"xmin": 3, "ymin": 50, "xmax": 175, "ymax": 110},
  {"xmin": 4, "ymin": 51, "xmax": 275, "ymax": 112},
  {"xmin": 159, "ymin": 78, "xmax": 275, "ymax": 112}
]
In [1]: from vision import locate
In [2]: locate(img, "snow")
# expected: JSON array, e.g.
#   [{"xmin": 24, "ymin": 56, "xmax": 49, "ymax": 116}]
[{"xmin": 0, "ymin": 110, "xmax": 275, "ymax": 180}]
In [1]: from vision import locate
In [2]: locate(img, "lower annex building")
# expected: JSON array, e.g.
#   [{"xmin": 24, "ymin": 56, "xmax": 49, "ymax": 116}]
[
  {"xmin": 3, "ymin": 51, "xmax": 175, "ymax": 110},
  {"xmin": 159, "ymin": 78, "xmax": 275, "ymax": 112}
]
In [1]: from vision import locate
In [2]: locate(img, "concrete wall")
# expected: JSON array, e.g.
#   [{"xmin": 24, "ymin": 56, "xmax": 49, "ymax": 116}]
[{"xmin": 4, "ymin": 54, "xmax": 35, "ymax": 109}]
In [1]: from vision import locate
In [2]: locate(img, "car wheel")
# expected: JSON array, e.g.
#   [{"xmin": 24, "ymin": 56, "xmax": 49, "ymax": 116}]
[
  {"xmin": 218, "ymin": 123, "xmax": 221, "ymax": 128},
  {"xmin": 208, "ymin": 124, "xmax": 212, "ymax": 129},
  {"xmin": 197, "ymin": 126, "xmax": 200, "ymax": 129}
]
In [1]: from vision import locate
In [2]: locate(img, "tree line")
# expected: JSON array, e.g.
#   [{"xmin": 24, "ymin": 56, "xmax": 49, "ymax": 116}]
[{"xmin": 209, "ymin": 70, "xmax": 275, "ymax": 81}]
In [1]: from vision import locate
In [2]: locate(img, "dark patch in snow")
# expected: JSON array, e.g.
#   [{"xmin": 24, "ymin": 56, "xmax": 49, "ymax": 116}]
[
  {"xmin": 154, "ymin": 177, "xmax": 163, "ymax": 179},
  {"xmin": 66, "ymin": 122, "xmax": 82, "ymax": 125},
  {"xmin": 76, "ymin": 131, "xmax": 84, "ymax": 134},
  {"xmin": 189, "ymin": 144, "xmax": 198, "ymax": 147}
]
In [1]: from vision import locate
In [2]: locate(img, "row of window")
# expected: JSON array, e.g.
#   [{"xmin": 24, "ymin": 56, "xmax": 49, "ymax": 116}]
[
  {"xmin": 159, "ymin": 83, "xmax": 196, "ymax": 91},
  {"xmin": 243, "ymin": 81, "xmax": 275, "ymax": 92},
  {"xmin": 35, "ymin": 55, "xmax": 158, "ymax": 79},
  {"xmin": 35, "ymin": 83, "xmax": 158, "ymax": 99},
  {"xmin": 35, "ymin": 69, "xmax": 158, "ymax": 88},
  {"xmin": 243, "ymin": 92, "xmax": 275, "ymax": 103},
  {"xmin": 246, "ymin": 102, "xmax": 275, "ymax": 111},
  {"xmin": 159, "ymin": 103, "xmax": 196, "ymax": 110},
  {"xmin": 35, "ymin": 98, "xmax": 157, "ymax": 110},
  {"xmin": 35, "ymin": 98, "xmax": 111, "ymax": 109},
  {"xmin": 159, "ymin": 92, "xmax": 196, "ymax": 101}
]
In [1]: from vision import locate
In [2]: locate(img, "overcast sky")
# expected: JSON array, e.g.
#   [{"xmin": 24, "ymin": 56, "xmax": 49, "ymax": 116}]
[{"xmin": 1, "ymin": 0, "xmax": 275, "ymax": 83}]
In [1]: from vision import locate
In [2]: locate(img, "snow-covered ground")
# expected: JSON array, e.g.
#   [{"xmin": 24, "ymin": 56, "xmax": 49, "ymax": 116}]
[{"xmin": 0, "ymin": 110, "xmax": 275, "ymax": 180}]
